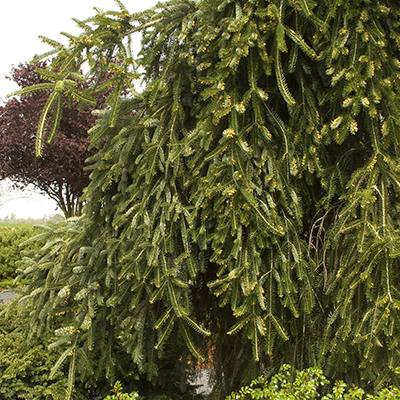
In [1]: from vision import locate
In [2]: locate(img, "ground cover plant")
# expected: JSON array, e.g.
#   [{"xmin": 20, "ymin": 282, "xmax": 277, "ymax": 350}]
[
  {"xmin": 104, "ymin": 381, "xmax": 139, "ymax": 400},
  {"xmin": 227, "ymin": 365, "xmax": 400, "ymax": 400},
  {"xmin": 7, "ymin": 0, "xmax": 400, "ymax": 398}
]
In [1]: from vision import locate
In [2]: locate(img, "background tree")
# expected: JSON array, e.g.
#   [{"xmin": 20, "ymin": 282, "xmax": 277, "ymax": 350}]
[
  {"xmin": 8, "ymin": 0, "xmax": 400, "ymax": 398},
  {"xmin": 0, "ymin": 61, "xmax": 110, "ymax": 217}
]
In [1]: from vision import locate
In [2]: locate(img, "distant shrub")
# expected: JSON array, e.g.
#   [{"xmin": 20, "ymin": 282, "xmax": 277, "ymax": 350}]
[
  {"xmin": 0, "ymin": 225, "xmax": 44, "ymax": 283},
  {"xmin": 227, "ymin": 364, "xmax": 400, "ymax": 400},
  {"xmin": 0, "ymin": 214, "xmax": 62, "ymax": 225}
]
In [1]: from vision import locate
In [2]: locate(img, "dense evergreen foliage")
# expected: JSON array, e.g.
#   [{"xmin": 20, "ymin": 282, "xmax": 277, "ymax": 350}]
[{"xmin": 8, "ymin": 0, "xmax": 400, "ymax": 398}]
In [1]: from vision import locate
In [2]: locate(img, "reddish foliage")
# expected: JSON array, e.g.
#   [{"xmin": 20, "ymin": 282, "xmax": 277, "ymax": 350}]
[{"xmin": 0, "ymin": 61, "xmax": 108, "ymax": 217}]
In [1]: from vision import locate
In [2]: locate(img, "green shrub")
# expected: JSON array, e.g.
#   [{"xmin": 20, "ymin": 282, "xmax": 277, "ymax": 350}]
[
  {"xmin": 0, "ymin": 225, "xmax": 44, "ymax": 283},
  {"xmin": 0, "ymin": 278, "xmax": 17, "ymax": 288},
  {"xmin": 227, "ymin": 365, "xmax": 400, "ymax": 400},
  {"xmin": 104, "ymin": 381, "xmax": 139, "ymax": 400},
  {"xmin": 0, "ymin": 304, "xmax": 68, "ymax": 399},
  {"xmin": 0, "ymin": 298, "xmax": 196, "ymax": 400},
  {"xmin": 0, "ymin": 302, "xmax": 103, "ymax": 399}
]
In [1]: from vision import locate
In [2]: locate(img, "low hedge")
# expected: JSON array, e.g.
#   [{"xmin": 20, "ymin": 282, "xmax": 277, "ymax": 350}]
[{"xmin": 0, "ymin": 225, "xmax": 44, "ymax": 284}]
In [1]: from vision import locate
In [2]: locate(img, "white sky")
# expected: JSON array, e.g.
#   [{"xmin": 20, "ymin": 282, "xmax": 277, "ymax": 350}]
[{"xmin": 0, "ymin": 0, "xmax": 160, "ymax": 219}]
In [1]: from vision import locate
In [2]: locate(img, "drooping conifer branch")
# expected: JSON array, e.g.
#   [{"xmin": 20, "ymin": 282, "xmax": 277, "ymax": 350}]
[{"xmin": 8, "ymin": 0, "xmax": 400, "ymax": 398}]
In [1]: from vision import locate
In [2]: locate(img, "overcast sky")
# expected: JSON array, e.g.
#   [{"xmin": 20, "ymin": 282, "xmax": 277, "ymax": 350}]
[{"xmin": 0, "ymin": 0, "xmax": 160, "ymax": 218}]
